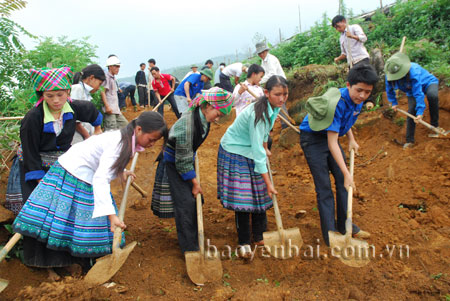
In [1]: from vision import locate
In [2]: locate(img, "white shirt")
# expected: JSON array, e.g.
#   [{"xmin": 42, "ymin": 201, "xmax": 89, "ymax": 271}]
[
  {"xmin": 59, "ymin": 131, "xmax": 126, "ymax": 218},
  {"xmin": 340, "ymin": 24, "xmax": 370, "ymax": 65},
  {"xmin": 71, "ymin": 82, "xmax": 93, "ymax": 101},
  {"xmin": 182, "ymin": 71, "xmax": 200, "ymax": 81},
  {"xmin": 232, "ymin": 80, "xmax": 264, "ymax": 116},
  {"xmin": 222, "ymin": 63, "xmax": 243, "ymax": 78},
  {"xmin": 261, "ymin": 53, "xmax": 286, "ymax": 84},
  {"xmin": 214, "ymin": 66, "xmax": 224, "ymax": 85},
  {"xmin": 148, "ymin": 70, "xmax": 154, "ymax": 90}
]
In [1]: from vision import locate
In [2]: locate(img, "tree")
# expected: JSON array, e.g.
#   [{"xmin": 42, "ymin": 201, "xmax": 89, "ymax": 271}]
[
  {"xmin": 0, "ymin": 0, "xmax": 35, "ymax": 115},
  {"xmin": 25, "ymin": 36, "xmax": 98, "ymax": 72}
]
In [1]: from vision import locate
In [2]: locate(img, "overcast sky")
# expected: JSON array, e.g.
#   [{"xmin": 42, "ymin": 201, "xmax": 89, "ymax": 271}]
[{"xmin": 11, "ymin": 0, "xmax": 395, "ymax": 77}]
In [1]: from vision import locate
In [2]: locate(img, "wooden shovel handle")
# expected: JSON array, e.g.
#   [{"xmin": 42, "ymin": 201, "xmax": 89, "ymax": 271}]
[
  {"xmin": 345, "ymin": 150, "xmax": 355, "ymax": 238},
  {"xmin": 152, "ymin": 91, "xmax": 172, "ymax": 112},
  {"xmin": 131, "ymin": 182, "xmax": 147, "ymax": 198},
  {"xmin": 194, "ymin": 156, "xmax": 205, "ymax": 257},
  {"xmin": 246, "ymin": 89, "xmax": 299, "ymax": 134},
  {"xmin": 400, "ymin": 36, "xmax": 407, "ymax": 53},
  {"xmin": 0, "ymin": 233, "xmax": 22, "ymax": 263},
  {"xmin": 113, "ymin": 153, "xmax": 139, "ymax": 248},
  {"xmin": 396, "ymin": 108, "xmax": 444, "ymax": 135},
  {"xmin": 0, "ymin": 116, "xmax": 23, "ymax": 121},
  {"xmin": 278, "ymin": 114, "xmax": 300, "ymax": 134},
  {"xmin": 266, "ymin": 157, "xmax": 284, "ymax": 235}
]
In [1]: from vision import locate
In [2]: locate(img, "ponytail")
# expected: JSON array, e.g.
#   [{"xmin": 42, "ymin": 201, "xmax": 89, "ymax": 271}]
[{"xmin": 111, "ymin": 111, "xmax": 167, "ymax": 177}]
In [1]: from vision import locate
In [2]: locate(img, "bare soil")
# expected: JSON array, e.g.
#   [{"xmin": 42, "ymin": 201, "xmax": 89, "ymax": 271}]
[{"xmin": 0, "ymin": 88, "xmax": 449, "ymax": 300}]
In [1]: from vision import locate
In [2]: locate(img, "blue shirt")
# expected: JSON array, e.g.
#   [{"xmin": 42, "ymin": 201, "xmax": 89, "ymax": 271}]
[
  {"xmin": 385, "ymin": 63, "xmax": 438, "ymax": 116},
  {"xmin": 300, "ymin": 87, "xmax": 363, "ymax": 137},
  {"xmin": 220, "ymin": 102, "xmax": 280, "ymax": 174},
  {"xmin": 174, "ymin": 73, "xmax": 204, "ymax": 98}
]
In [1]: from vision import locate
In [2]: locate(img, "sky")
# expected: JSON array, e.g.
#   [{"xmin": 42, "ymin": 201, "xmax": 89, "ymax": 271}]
[{"xmin": 11, "ymin": 0, "xmax": 396, "ymax": 78}]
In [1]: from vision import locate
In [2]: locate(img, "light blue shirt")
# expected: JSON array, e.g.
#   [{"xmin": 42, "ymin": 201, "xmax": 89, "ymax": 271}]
[{"xmin": 220, "ymin": 102, "xmax": 280, "ymax": 174}]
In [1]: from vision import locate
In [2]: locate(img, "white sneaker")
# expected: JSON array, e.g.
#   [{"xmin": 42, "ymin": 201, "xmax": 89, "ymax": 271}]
[{"xmin": 403, "ymin": 142, "xmax": 414, "ymax": 149}]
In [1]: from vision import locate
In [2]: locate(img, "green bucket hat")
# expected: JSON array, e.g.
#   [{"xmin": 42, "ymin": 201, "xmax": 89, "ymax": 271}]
[
  {"xmin": 384, "ymin": 52, "xmax": 411, "ymax": 81},
  {"xmin": 306, "ymin": 87, "xmax": 341, "ymax": 131},
  {"xmin": 200, "ymin": 68, "xmax": 213, "ymax": 80}
]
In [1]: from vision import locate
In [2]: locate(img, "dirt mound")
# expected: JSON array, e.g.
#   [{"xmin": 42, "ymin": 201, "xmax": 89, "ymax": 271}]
[
  {"xmin": 1, "ymin": 87, "xmax": 450, "ymax": 300},
  {"xmin": 287, "ymin": 64, "xmax": 347, "ymax": 123}
]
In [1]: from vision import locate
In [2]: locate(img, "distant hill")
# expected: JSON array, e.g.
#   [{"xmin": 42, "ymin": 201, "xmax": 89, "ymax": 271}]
[{"xmin": 118, "ymin": 51, "xmax": 251, "ymax": 83}]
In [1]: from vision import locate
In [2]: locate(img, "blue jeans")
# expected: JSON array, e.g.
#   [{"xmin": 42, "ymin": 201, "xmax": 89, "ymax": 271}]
[
  {"xmin": 300, "ymin": 131, "xmax": 360, "ymax": 246},
  {"xmin": 118, "ymin": 85, "xmax": 137, "ymax": 108}
]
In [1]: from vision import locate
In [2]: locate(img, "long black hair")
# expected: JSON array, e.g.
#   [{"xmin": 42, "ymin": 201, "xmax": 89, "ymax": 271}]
[
  {"xmin": 72, "ymin": 64, "xmax": 106, "ymax": 85},
  {"xmin": 111, "ymin": 111, "xmax": 168, "ymax": 177},
  {"xmin": 254, "ymin": 75, "xmax": 288, "ymax": 127}
]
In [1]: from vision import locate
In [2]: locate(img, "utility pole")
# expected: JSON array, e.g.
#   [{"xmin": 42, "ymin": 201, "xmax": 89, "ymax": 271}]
[
  {"xmin": 380, "ymin": 0, "xmax": 383, "ymax": 10},
  {"xmin": 298, "ymin": 4, "xmax": 302, "ymax": 33},
  {"xmin": 235, "ymin": 49, "xmax": 238, "ymax": 62},
  {"xmin": 279, "ymin": 28, "xmax": 282, "ymax": 43}
]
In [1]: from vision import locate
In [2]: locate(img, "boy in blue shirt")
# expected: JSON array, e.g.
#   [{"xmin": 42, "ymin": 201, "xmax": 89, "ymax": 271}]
[
  {"xmin": 174, "ymin": 69, "xmax": 213, "ymax": 115},
  {"xmin": 384, "ymin": 52, "xmax": 440, "ymax": 148},
  {"xmin": 299, "ymin": 64, "xmax": 378, "ymax": 246}
]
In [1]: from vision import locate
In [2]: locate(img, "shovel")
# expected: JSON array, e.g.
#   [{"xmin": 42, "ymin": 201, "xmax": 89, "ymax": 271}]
[
  {"xmin": 263, "ymin": 157, "xmax": 303, "ymax": 259},
  {"xmin": 152, "ymin": 91, "xmax": 172, "ymax": 112},
  {"xmin": 84, "ymin": 153, "xmax": 140, "ymax": 286},
  {"xmin": 328, "ymin": 149, "xmax": 370, "ymax": 267},
  {"xmin": 0, "ymin": 233, "xmax": 22, "ymax": 292},
  {"xmin": 185, "ymin": 155, "xmax": 222, "ymax": 286},
  {"xmin": 396, "ymin": 108, "xmax": 449, "ymax": 137}
]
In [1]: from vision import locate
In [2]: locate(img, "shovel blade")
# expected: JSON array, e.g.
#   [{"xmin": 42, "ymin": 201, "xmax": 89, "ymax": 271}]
[
  {"xmin": 0, "ymin": 278, "xmax": 9, "ymax": 293},
  {"xmin": 84, "ymin": 241, "xmax": 137, "ymax": 287},
  {"xmin": 328, "ymin": 231, "xmax": 371, "ymax": 267},
  {"xmin": 185, "ymin": 251, "xmax": 222, "ymax": 286},
  {"xmin": 263, "ymin": 227, "xmax": 303, "ymax": 259}
]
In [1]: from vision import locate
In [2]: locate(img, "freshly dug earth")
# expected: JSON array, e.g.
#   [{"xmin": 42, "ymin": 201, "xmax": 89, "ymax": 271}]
[{"xmin": 0, "ymin": 88, "xmax": 449, "ymax": 300}]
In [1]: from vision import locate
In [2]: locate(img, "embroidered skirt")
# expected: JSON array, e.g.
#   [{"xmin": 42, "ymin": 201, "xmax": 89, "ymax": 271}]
[
  {"xmin": 13, "ymin": 161, "xmax": 122, "ymax": 262},
  {"xmin": 151, "ymin": 159, "xmax": 175, "ymax": 218},
  {"xmin": 5, "ymin": 156, "xmax": 23, "ymax": 215},
  {"xmin": 217, "ymin": 145, "xmax": 273, "ymax": 213}
]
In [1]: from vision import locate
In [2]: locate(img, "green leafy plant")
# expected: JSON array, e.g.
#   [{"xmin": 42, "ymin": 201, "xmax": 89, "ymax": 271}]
[
  {"xmin": 430, "ymin": 273, "xmax": 443, "ymax": 280},
  {"xmin": 394, "ymin": 117, "xmax": 406, "ymax": 127}
]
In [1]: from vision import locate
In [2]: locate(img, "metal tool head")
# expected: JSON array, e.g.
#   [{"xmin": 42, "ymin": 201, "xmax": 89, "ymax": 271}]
[
  {"xmin": 84, "ymin": 241, "xmax": 137, "ymax": 287},
  {"xmin": 263, "ymin": 228, "xmax": 303, "ymax": 259},
  {"xmin": 185, "ymin": 251, "xmax": 222, "ymax": 286},
  {"xmin": 328, "ymin": 231, "xmax": 371, "ymax": 267}
]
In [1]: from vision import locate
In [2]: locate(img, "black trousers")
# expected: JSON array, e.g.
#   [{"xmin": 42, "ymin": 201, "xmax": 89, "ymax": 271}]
[
  {"xmin": 219, "ymin": 73, "xmax": 233, "ymax": 92},
  {"xmin": 300, "ymin": 131, "xmax": 359, "ymax": 246},
  {"xmin": 235, "ymin": 211, "xmax": 267, "ymax": 245},
  {"xmin": 137, "ymin": 86, "xmax": 148, "ymax": 106},
  {"xmin": 406, "ymin": 83, "xmax": 439, "ymax": 143},
  {"xmin": 159, "ymin": 93, "xmax": 181, "ymax": 119},
  {"xmin": 149, "ymin": 90, "xmax": 157, "ymax": 106},
  {"xmin": 166, "ymin": 162, "xmax": 199, "ymax": 253}
]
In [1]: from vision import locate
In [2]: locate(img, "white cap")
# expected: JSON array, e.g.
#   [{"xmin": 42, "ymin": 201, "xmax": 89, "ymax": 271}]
[{"xmin": 106, "ymin": 56, "xmax": 121, "ymax": 66}]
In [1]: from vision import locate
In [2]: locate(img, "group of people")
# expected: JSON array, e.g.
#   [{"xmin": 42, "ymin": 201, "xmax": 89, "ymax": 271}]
[{"xmin": 4, "ymin": 14, "xmax": 443, "ymax": 281}]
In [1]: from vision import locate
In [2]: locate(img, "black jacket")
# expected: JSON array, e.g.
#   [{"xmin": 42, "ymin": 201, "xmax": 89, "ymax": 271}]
[
  {"xmin": 135, "ymin": 70, "xmax": 147, "ymax": 86},
  {"xmin": 20, "ymin": 100, "xmax": 102, "ymax": 181}
]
